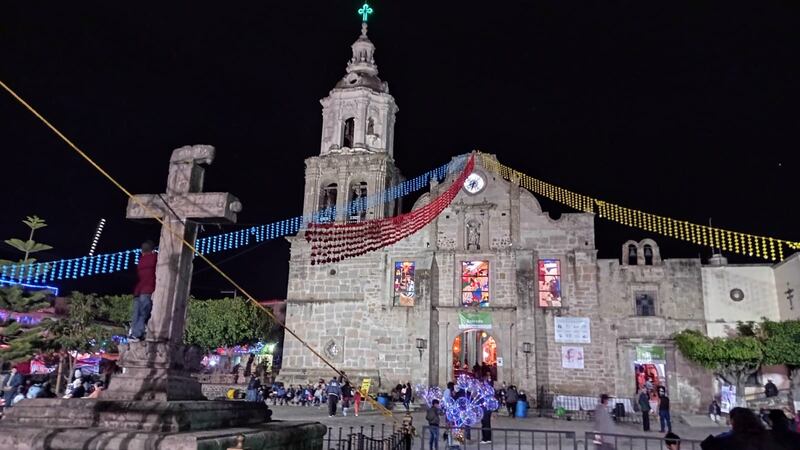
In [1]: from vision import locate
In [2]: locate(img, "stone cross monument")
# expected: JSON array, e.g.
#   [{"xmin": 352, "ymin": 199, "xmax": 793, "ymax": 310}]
[{"xmin": 105, "ymin": 144, "xmax": 242, "ymax": 401}]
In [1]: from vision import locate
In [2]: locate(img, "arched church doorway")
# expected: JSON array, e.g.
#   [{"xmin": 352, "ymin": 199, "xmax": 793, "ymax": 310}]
[{"xmin": 452, "ymin": 330, "xmax": 497, "ymax": 381}]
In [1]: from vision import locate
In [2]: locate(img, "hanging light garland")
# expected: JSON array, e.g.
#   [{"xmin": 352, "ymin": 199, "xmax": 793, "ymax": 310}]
[
  {"xmin": 0, "ymin": 157, "xmax": 466, "ymax": 285},
  {"xmin": 478, "ymin": 153, "xmax": 798, "ymax": 261},
  {"xmin": 305, "ymin": 155, "xmax": 474, "ymax": 265}
]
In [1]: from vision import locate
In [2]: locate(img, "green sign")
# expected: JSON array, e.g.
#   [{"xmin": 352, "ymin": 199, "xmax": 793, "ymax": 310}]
[
  {"xmin": 636, "ymin": 345, "xmax": 666, "ymax": 362},
  {"xmin": 458, "ymin": 311, "xmax": 492, "ymax": 330}
]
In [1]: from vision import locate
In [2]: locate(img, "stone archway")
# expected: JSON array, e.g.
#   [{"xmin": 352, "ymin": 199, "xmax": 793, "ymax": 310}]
[{"xmin": 452, "ymin": 329, "xmax": 498, "ymax": 381}]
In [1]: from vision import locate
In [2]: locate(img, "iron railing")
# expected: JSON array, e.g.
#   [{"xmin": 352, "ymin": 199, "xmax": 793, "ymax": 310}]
[
  {"xmin": 325, "ymin": 425, "xmax": 411, "ymax": 450},
  {"xmin": 583, "ymin": 431, "xmax": 703, "ymax": 450},
  {"xmin": 418, "ymin": 426, "xmax": 578, "ymax": 450}
]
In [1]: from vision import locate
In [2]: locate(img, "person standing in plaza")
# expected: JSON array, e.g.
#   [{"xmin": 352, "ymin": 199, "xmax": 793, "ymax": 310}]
[
  {"xmin": 480, "ymin": 400, "xmax": 493, "ymax": 444},
  {"xmin": 505, "ymin": 385, "xmax": 518, "ymax": 417},
  {"xmin": 764, "ymin": 379, "xmax": 779, "ymax": 398},
  {"xmin": 246, "ymin": 374, "xmax": 261, "ymax": 402},
  {"xmin": 425, "ymin": 399, "xmax": 442, "ymax": 450},
  {"xmin": 129, "ymin": 240, "xmax": 157, "ymax": 342},
  {"xmin": 353, "ymin": 387, "xmax": 362, "ymax": 417},
  {"xmin": 658, "ymin": 390, "xmax": 672, "ymax": 433},
  {"xmin": 708, "ymin": 399, "xmax": 721, "ymax": 424},
  {"xmin": 638, "ymin": 388, "xmax": 651, "ymax": 431},
  {"xmin": 593, "ymin": 394, "xmax": 616, "ymax": 449},
  {"xmin": 403, "ymin": 382, "xmax": 413, "ymax": 411},
  {"xmin": 326, "ymin": 376, "xmax": 342, "ymax": 417}
]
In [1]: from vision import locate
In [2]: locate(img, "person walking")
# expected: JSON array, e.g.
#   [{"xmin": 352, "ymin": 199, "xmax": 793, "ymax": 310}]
[
  {"xmin": 593, "ymin": 394, "xmax": 616, "ymax": 449},
  {"xmin": 403, "ymin": 382, "xmax": 413, "ymax": 411},
  {"xmin": 425, "ymin": 399, "xmax": 442, "ymax": 450},
  {"xmin": 708, "ymin": 399, "xmax": 721, "ymax": 424},
  {"xmin": 354, "ymin": 388, "xmax": 362, "ymax": 417},
  {"xmin": 505, "ymin": 385, "xmax": 519, "ymax": 418},
  {"xmin": 638, "ymin": 388, "xmax": 651, "ymax": 431},
  {"xmin": 658, "ymin": 390, "xmax": 672, "ymax": 433},
  {"xmin": 341, "ymin": 381, "xmax": 353, "ymax": 416},
  {"xmin": 129, "ymin": 240, "xmax": 157, "ymax": 342},
  {"xmin": 326, "ymin": 376, "xmax": 342, "ymax": 417}
]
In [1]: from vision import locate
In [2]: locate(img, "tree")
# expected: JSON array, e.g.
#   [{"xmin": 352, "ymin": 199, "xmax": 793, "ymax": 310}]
[
  {"xmin": 0, "ymin": 215, "xmax": 53, "ymax": 267},
  {"xmin": 0, "ymin": 286, "xmax": 53, "ymax": 365},
  {"xmin": 674, "ymin": 329, "xmax": 763, "ymax": 402},
  {"xmin": 97, "ymin": 294, "xmax": 134, "ymax": 331},
  {"xmin": 44, "ymin": 292, "xmax": 111, "ymax": 393},
  {"xmin": 760, "ymin": 320, "xmax": 800, "ymax": 399},
  {"xmin": 184, "ymin": 297, "xmax": 274, "ymax": 350}
]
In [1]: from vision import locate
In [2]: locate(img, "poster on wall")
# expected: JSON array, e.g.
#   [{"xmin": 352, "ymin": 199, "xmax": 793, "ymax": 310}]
[
  {"xmin": 538, "ymin": 259, "xmax": 562, "ymax": 307},
  {"xmin": 461, "ymin": 260, "xmax": 489, "ymax": 307},
  {"xmin": 561, "ymin": 346, "xmax": 584, "ymax": 369},
  {"xmin": 393, "ymin": 261, "xmax": 416, "ymax": 306},
  {"xmin": 554, "ymin": 317, "xmax": 591, "ymax": 343},
  {"xmin": 635, "ymin": 345, "xmax": 666, "ymax": 363},
  {"xmin": 720, "ymin": 385, "xmax": 736, "ymax": 413}
]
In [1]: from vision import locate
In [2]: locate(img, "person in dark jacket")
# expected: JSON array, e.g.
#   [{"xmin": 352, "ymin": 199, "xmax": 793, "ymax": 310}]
[
  {"xmin": 505, "ymin": 385, "xmax": 518, "ymax": 417},
  {"xmin": 658, "ymin": 391, "xmax": 672, "ymax": 433},
  {"xmin": 700, "ymin": 407, "xmax": 781, "ymax": 450},
  {"xmin": 708, "ymin": 399, "xmax": 721, "ymax": 424},
  {"xmin": 425, "ymin": 399, "xmax": 442, "ymax": 450},
  {"xmin": 246, "ymin": 374, "xmax": 261, "ymax": 402},
  {"xmin": 129, "ymin": 240, "xmax": 157, "ymax": 342},
  {"xmin": 402, "ymin": 382, "xmax": 413, "ymax": 411},
  {"xmin": 326, "ymin": 377, "xmax": 342, "ymax": 417},
  {"xmin": 767, "ymin": 409, "xmax": 800, "ymax": 450},
  {"xmin": 638, "ymin": 388, "xmax": 652, "ymax": 431},
  {"xmin": 2, "ymin": 367, "xmax": 24, "ymax": 406}
]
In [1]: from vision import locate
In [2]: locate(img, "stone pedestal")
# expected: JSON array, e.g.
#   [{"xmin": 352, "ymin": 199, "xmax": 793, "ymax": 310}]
[{"xmin": 103, "ymin": 341, "xmax": 205, "ymax": 401}]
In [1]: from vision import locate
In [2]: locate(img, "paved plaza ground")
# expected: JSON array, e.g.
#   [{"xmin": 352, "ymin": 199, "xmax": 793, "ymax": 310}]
[{"xmin": 269, "ymin": 402, "xmax": 727, "ymax": 449}]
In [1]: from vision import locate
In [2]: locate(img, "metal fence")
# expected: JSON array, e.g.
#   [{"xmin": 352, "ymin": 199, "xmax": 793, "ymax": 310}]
[
  {"xmin": 403, "ymin": 427, "xmax": 706, "ymax": 450},
  {"xmin": 325, "ymin": 425, "xmax": 411, "ymax": 450}
]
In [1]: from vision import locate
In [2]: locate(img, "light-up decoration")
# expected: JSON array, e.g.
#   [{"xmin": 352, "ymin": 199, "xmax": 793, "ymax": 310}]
[
  {"xmin": 0, "ymin": 279, "xmax": 59, "ymax": 296},
  {"xmin": 0, "ymin": 159, "xmax": 466, "ymax": 284},
  {"xmin": 478, "ymin": 152, "xmax": 798, "ymax": 261},
  {"xmin": 358, "ymin": 2, "xmax": 373, "ymax": 22},
  {"xmin": 461, "ymin": 261, "xmax": 489, "ymax": 307},
  {"xmin": 416, "ymin": 374, "xmax": 499, "ymax": 431},
  {"xmin": 393, "ymin": 261, "xmax": 416, "ymax": 306},
  {"xmin": 88, "ymin": 218, "xmax": 106, "ymax": 256},
  {"xmin": 538, "ymin": 259, "xmax": 562, "ymax": 308}
]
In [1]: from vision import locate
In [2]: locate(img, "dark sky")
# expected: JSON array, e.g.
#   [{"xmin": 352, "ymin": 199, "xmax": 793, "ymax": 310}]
[{"xmin": 1, "ymin": 1, "xmax": 797, "ymax": 299}]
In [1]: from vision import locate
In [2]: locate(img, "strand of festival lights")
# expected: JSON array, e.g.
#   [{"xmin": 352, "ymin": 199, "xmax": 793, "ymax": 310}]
[
  {"xmin": 87, "ymin": 218, "xmax": 106, "ymax": 256},
  {"xmin": 0, "ymin": 157, "xmax": 465, "ymax": 285},
  {"xmin": 478, "ymin": 153, "xmax": 799, "ymax": 261}
]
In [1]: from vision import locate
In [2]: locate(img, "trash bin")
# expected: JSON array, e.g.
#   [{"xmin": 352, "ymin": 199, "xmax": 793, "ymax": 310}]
[
  {"xmin": 614, "ymin": 402, "xmax": 625, "ymax": 418},
  {"xmin": 377, "ymin": 394, "xmax": 390, "ymax": 408},
  {"xmin": 515, "ymin": 400, "xmax": 528, "ymax": 418}
]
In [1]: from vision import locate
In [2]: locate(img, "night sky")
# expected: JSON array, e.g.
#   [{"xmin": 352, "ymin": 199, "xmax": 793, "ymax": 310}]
[{"xmin": 1, "ymin": 2, "xmax": 797, "ymax": 299}]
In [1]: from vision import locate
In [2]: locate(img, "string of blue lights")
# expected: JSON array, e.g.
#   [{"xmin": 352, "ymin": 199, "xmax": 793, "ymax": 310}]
[{"xmin": 0, "ymin": 157, "xmax": 466, "ymax": 285}]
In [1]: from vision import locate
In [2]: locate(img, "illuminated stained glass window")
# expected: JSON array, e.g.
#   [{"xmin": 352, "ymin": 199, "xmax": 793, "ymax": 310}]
[
  {"xmin": 538, "ymin": 259, "xmax": 562, "ymax": 307},
  {"xmin": 461, "ymin": 261, "xmax": 489, "ymax": 307},
  {"xmin": 393, "ymin": 261, "xmax": 416, "ymax": 306}
]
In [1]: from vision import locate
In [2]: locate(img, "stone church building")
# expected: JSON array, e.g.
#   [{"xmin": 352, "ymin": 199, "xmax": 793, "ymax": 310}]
[{"xmin": 280, "ymin": 23, "xmax": 799, "ymax": 412}]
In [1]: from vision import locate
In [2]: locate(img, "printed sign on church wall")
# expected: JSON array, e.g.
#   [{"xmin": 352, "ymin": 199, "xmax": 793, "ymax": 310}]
[
  {"xmin": 538, "ymin": 259, "xmax": 562, "ymax": 308},
  {"xmin": 458, "ymin": 311, "xmax": 492, "ymax": 330},
  {"xmin": 393, "ymin": 261, "xmax": 416, "ymax": 306},
  {"xmin": 561, "ymin": 346, "xmax": 585, "ymax": 369},
  {"xmin": 554, "ymin": 317, "xmax": 591, "ymax": 343}
]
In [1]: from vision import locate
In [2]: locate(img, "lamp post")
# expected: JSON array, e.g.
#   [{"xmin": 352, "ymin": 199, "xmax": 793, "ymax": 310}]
[
  {"xmin": 416, "ymin": 338, "xmax": 427, "ymax": 362},
  {"xmin": 522, "ymin": 342, "xmax": 532, "ymax": 379}
]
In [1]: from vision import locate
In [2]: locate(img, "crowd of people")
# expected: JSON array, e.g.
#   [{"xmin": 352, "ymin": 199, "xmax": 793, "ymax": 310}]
[
  {"xmin": 247, "ymin": 375, "xmax": 362, "ymax": 417},
  {"xmin": 1, "ymin": 365, "xmax": 106, "ymax": 414}
]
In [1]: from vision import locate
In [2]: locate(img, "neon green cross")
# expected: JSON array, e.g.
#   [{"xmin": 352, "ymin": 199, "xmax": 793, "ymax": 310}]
[{"xmin": 358, "ymin": 2, "xmax": 374, "ymax": 22}]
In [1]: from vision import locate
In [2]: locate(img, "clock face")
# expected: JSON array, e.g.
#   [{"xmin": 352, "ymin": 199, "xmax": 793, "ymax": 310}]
[{"xmin": 463, "ymin": 173, "xmax": 486, "ymax": 194}]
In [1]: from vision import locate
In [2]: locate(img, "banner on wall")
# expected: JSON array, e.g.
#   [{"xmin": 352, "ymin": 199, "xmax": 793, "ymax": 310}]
[
  {"xmin": 635, "ymin": 345, "xmax": 666, "ymax": 363},
  {"xmin": 720, "ymin": 384, "xmax": 736, "ymax": 413},
  {"xmin": 458, "ymin": 311, "xmax": 492, "ymax": 330},
  {"xmin": 554, "ymin": 317, "xmax": 591, "ymax": 343}
]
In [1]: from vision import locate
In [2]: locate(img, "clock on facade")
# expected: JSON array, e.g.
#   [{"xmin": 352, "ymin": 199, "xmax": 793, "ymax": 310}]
[{"xmin": 463, "ymin": 173, "xmax": 486, "ymax": 194}]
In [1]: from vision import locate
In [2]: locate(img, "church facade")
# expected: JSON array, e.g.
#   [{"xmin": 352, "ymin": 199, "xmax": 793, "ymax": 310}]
[{"xmin": 280, "ymin": 23, "xmax": 799, "ymax": 412}]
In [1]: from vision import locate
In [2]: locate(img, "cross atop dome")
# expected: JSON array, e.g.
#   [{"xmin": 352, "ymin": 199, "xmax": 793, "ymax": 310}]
[{"xmin": 358, "ymin": 2, "xmax": 374, "ymax": 23}]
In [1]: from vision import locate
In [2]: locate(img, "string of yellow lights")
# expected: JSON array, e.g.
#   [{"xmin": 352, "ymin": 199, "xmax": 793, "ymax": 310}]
[{"xmin": 478, "ymin": 153, "xmax": 798, "ymax": 261}]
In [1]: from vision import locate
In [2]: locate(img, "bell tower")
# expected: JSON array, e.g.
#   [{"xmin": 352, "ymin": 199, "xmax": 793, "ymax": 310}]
[{"xmin": 301, "ymin": 4, "xmax": 402, "ymax": 223}]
